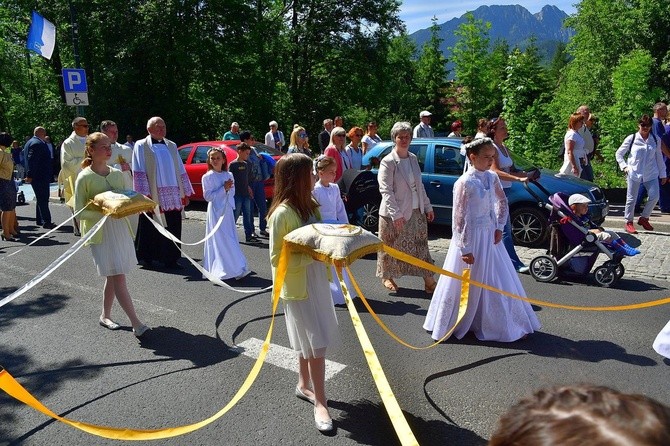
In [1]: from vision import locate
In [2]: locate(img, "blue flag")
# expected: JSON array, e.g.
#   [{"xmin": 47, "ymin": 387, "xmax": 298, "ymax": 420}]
[{"xmin": 26, "ymin": 11, "xmax": 56, "ymax": 60}]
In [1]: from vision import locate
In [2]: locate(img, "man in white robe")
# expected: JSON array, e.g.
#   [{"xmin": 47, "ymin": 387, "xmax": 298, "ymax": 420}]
[{"xmin": 132, "ymin": 117, "xmax": 194, "ymax": 269}]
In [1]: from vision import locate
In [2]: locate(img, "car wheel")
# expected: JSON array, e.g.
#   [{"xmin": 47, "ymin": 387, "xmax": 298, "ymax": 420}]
[
  {"xmin": 353, "ymin": 201, "xmax": 379, "ymax": 233},
  {"xmin": 511, "ymin": 207, "xmax": 548, "ymax": 248}
]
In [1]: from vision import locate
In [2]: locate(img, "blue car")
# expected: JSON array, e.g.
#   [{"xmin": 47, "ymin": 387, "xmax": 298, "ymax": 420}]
[{"xmin": 360, "ymin": 138, "xmax": 609, "ymax": 247}]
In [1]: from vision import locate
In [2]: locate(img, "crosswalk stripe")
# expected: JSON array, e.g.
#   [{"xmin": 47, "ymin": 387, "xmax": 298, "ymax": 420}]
[{"xmin": 235, "ymin": 337, "xmax": 346, "ymax": 380}]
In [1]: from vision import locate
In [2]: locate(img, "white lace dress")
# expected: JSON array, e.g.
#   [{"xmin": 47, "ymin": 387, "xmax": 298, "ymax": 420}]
[
  {"xmin": 312, "ymin": 181, "xmax": 356, "ymax": 305},
  {"xmin": 423, "ymin": 169, "xmax": 540, "ymax": 342}
]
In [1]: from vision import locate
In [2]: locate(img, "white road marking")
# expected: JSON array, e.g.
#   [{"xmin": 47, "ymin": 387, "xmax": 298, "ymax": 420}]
[{"xmin": 235, "ymin": 337, "xmax": 346, "ymax": 380}]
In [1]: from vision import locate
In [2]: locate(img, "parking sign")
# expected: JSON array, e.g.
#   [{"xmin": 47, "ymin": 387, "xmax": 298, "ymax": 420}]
[{"xmin": 62, "ymin": 68, "xmax": 89, "ymax": 106}]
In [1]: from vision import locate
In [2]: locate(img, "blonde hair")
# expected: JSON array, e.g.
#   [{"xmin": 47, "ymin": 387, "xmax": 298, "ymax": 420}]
[
  {"xmin": 289, "ymin": 126, "xmax": 308, "ymax": 148},
  {"xmin": 81, "ymin": 132, "xmax": 108, "ymax": 168}
]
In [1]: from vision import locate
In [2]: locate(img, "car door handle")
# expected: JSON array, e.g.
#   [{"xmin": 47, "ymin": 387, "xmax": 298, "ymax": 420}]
[{"xmin": 429, "ymin": 181, "xmax": 441, "ymax": 186}]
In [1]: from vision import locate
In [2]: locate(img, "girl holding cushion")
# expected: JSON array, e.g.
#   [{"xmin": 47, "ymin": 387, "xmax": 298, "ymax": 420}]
[
  {"xmin": 74, "ymin": 132, "xmax": 149, "ymax": 338},
  {"xmin": 268, "ymin": 153, "xmax": 340, "ymax": 433}
]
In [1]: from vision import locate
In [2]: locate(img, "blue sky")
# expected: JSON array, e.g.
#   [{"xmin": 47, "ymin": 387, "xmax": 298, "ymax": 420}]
[{"xmin": 400, "ymin": 1, "xmax": 578, "ymax": 33}]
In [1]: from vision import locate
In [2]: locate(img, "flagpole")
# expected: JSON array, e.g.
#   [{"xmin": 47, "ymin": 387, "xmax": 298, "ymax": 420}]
[{"xmin": 68, "ymin": 0, "xmax": 84, "ymax": 116}]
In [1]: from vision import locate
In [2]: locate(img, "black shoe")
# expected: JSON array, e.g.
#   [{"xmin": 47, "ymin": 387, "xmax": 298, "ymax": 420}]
[
  {"xmin": 43, "ymin": 222, "xmax": 56, "ymax": 229},
  {"xmin": 245, "ymin": 237, "xmax": 259, "ymax": 243},
  {"xmin": 259, "ymin": 230, "xmax": 270, "ymax": 237}
]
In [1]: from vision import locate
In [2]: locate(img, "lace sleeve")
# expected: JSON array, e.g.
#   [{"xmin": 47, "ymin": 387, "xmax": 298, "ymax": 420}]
[
  {"xmin": 492, "ymin": 172, "xmax": 508, "ymax": 230},
  {"xmin": 452, "ymin": 178, "xmax": 471, "ymax": 254}
]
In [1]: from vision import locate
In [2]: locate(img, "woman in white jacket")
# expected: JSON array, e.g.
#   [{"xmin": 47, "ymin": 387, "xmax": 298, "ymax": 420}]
[{"xmin": 615, "ymin": 115, "xmax": 667, "ymax": 234}]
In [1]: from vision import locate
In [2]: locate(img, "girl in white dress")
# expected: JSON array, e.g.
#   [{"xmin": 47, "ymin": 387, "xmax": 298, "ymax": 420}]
[
  {"xmin": 423, "ymin": 137, "xmax": 540, "ymax": 342},
  {"xmin": 202, "ymin": 148, "xmax": 250, "ymax": 280},
  {"xmin": 312, "ymin": 156, "xmax": 356, "ymax": 305},
  {"xmin": 74, "ymin": 132, "xmax": 148, "ymax": 337},
  {"xmin": 268, "ymin": 153, "xmax": 340, "ymax": 432}
]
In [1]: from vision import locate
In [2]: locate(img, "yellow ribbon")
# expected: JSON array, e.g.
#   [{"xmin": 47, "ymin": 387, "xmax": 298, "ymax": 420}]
[
  {"xmin": 382, "ymin": 245, "xmax": 670, "ymax": 311},
  {"xmin": 336, "ymin": 266, "xmax": 420, "ymax": 446},
  {"xmin": 346, "ymin": 265, "xmax": 470, "ymax": 350},
  {"xmin": 3, "ymin": 238, "xmax": 670, "ymax": 443},
  {"xmin": 0, "ymin": 244, "xmax": 290, "ymax": 440}
]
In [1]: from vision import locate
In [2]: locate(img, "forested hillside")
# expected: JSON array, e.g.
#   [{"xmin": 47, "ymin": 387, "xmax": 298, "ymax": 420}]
[{"xmin": 1, "ymin": 0, "xmax": 669, "ymax": 186}]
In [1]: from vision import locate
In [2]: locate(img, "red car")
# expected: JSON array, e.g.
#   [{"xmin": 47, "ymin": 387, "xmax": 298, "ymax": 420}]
[{"xmin": 178, "ymin": 140, "xmax": 282, "ymax": 201}]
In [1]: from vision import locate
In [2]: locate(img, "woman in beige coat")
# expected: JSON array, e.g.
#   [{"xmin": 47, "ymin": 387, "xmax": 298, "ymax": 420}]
[{"xmin": 376, "ymin": 121, "xmax": 437, "ymax": 294}]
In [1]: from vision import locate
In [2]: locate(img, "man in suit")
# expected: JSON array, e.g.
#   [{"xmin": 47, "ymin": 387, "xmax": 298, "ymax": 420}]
[
  {"xmin": 24, "ymin": 126, "xmax": 54, "ymax": 229},
  {"xmin": 318, "ymin": 118, "xmax": 333, "ymax": 154}
]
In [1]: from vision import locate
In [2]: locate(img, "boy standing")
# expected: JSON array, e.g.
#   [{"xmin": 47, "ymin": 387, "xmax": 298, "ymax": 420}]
[{"xmin": 230, "ymin": 143, "xmax": 256, "ymax": 242}]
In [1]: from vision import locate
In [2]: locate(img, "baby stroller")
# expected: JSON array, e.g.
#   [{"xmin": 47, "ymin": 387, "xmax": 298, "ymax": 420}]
[
  {"xmin": 337, "ymin": 169, "xmax": 381, "ymax": 233},
  {"xmin": 528, "ymin": 192, "xmax": 625, "ymax": 287}
]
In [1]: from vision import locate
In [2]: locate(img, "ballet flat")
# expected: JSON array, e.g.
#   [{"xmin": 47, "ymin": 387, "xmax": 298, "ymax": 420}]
[
  {"xmin": 99, "ymin": 317, "xmax": 121, "ymax": 330},
  {"xmin": 314, "ymin": 408, "xmax": 333, "ymax": 432},
  {"xmin": 295, "ymin": 386, "xmax": 315, "ymax": 405}
]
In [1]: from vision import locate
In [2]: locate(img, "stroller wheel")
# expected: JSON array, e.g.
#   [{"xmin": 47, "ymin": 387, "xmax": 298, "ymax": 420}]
[
  {"xmin": 529, "ymin": 255, "xmax": 558, "ymax": 282},
  {"xmin": 606, "ymin": 262, "xmax": 625, "ymax": 280},
  {"xmin": 593, "ymin": 265, "xmax": 617, "ymax": 287}
]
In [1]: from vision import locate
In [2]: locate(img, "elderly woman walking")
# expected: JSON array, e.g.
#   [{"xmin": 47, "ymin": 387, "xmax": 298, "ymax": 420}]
[
  {"xmin": 376, "ymin": 122, "xmax": 437, "ymax": 294},
  {"xmin": 616, "ymin": 114, "xmax": 667, "ymax": 234}
]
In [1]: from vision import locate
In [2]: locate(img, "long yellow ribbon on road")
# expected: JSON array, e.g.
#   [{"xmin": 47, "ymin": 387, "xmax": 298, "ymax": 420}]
[
  {"xmin": 383, "ymin": 245, "xmax": 670, "ymax": 311},
  {"xmin": 3, "ymin": 240, "xmax": 670, "ymax": 442},
  {"xmin": 0, "ymin": 244, "xmax": 289, "ymax": 440}
]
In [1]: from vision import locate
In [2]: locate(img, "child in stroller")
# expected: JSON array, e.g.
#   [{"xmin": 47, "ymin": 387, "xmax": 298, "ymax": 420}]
[
  {"xmin": 567, "ymin": 194, "xmax": 639, "ymax": 257},
  {"xmin": 529, "ymin": 192, "xmax": 638, "ymax": 287}
]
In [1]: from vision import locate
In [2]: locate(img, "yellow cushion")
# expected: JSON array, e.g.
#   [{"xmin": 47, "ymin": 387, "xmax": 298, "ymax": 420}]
[
  {"xmin": 283, "ymin": 223, "xmax": 382, "ymax": 267},
  {"xmin": 92, "ymin": 190, "xmax": 156, "ymax": 219}
]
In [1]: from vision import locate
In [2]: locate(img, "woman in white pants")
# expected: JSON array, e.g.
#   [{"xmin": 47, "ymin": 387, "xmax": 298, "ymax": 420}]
[{"xmin": 615, "ymin": 115, "xmax": 667, "ymax": 234}]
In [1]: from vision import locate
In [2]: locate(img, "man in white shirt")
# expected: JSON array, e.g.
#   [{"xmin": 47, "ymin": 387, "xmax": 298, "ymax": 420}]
[{"xmin": 413, "ymin": 110, "xmax": 434, "ymax": 138}]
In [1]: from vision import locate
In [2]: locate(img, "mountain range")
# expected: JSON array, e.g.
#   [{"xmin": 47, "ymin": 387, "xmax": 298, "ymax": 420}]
[{"xmin": 409, "ymin": 4, "xmax": 574, "ymax": 64}]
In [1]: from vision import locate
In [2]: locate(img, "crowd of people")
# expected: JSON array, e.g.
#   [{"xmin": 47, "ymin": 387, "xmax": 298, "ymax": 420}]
[{"xmin": 2, "ymin": 106, "xmax": 670, "ymax": 438}]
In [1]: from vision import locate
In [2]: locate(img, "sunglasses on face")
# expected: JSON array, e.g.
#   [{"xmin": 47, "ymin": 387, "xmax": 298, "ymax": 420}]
[{"xmin": 299, "ymin": 133, "xmax": 307, "ymax": 138}]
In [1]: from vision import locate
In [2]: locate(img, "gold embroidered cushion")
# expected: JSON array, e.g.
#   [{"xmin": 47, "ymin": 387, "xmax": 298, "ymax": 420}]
[
  {"xmin": 92, "ymin": 190, "xmax": 156, "ymax": 219},
  {"xmin": 283, "ymin": 223, "xmax": 382, "ymax": 267}
]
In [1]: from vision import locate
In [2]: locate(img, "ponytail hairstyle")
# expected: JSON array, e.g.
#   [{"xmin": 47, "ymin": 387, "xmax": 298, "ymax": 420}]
[{"xmin": 82, "ymin": 132, "xmax": 107, "ymax": 168}]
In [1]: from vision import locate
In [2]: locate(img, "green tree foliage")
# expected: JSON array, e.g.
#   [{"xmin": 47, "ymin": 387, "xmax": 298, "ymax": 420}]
[
  {"xmin": 501, "ymin": 43, "xmax": 553, "ymax": 166},
  {"xmin": 594, "ymin": 49, "xmax": 663, "ymax": 187},
  {"xmin": 414, "ymin": 17, "xmax": 448, "ymax": 133},
  {"xmin": 0, "ymin": 0, "xmax": 410, "ymax": 145},
  {"xmin": 548, "ymin": 0, "xmax": 670, "ymax": 186},
  {"xmin": 450, "ymin": 13, "xmax": 492, "ymax": 134}
]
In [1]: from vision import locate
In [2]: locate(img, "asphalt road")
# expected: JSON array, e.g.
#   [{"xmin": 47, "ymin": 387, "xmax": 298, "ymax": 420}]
[{"xmin": 1, "ymin": 202, "xmax": 669, "ymax": 446}]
